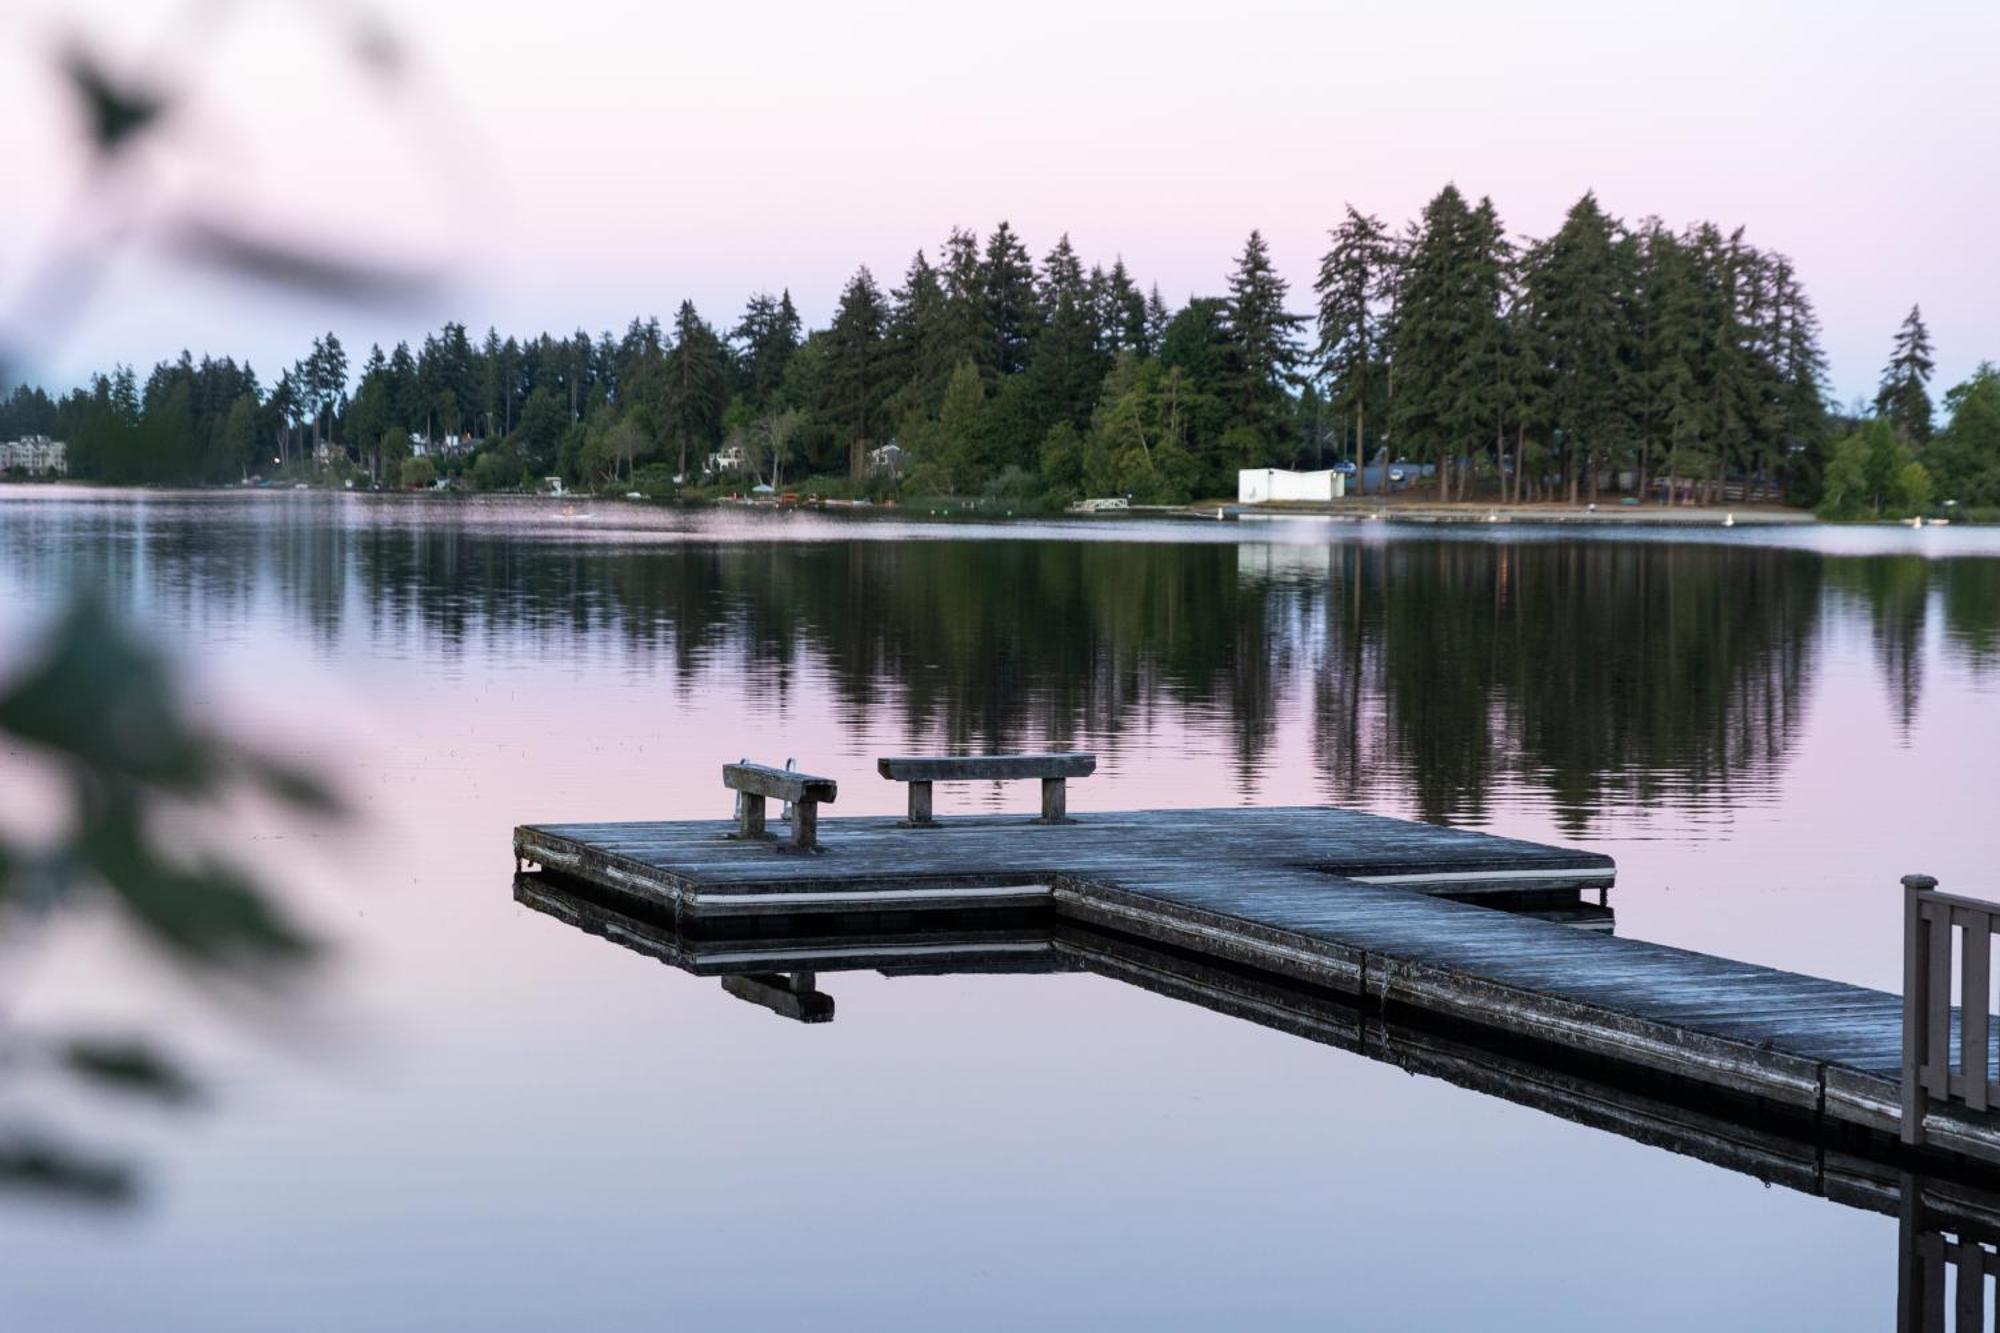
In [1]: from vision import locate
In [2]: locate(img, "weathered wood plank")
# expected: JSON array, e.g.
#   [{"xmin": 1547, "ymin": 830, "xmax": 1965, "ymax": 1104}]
[
  {"xmin": 878, "ymin": 753, "xmax": 1097, "ymax": 781},
  {"xmin": 721, "ymin": 762, "xmax": 837, "ymax": 803}
]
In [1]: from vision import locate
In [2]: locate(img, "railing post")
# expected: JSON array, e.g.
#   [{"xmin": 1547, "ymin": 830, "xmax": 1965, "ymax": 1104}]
[{"xmin": 1904, "ymin": 873, "xmax": 1939, "ymax": 1146}]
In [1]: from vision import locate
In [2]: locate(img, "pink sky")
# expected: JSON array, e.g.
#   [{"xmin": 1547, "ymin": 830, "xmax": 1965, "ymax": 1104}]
[{"xmin": 3, "ymin": 0, "xmax": 1995, "ymax": 404}]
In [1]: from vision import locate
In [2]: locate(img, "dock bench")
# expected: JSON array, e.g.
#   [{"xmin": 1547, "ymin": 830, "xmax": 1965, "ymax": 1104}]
[
  {"xmin": 877, "ymin": 753, "xmax": 1097, "ymax": 826},
  {"xmin": 723, "ymin": 762, "xmax": 837, "ymax": 852}
]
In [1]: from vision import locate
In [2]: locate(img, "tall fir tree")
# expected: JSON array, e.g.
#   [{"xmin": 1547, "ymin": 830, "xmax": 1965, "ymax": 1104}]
[
  {"xmin": 886, "ymin": 251, "xmax": 955, "ymax": 416},
  {"xmin": 979, "ymin": 222, "xmax": 1041, "ymax": 378},
  {"xmin": 660, "ymin": 300, "xmax": 728, "ymax": 482},
  {"xmin": 1876, "ymin": 303, "xmax": 1935, "ymax": 444},
  {"xmin": 1313, "ymin": 206, "xmax": 1391, "ymax": 486},
  {"xmin": 1518, "ymin": 192, "xmax": 1628, "ymax": 502},
  {"xmin": 1223, "ymin": 229, "xmax": 1305, "ymax": 455},
  {"xmin": 1024, "ymin": 234, "xmax": 1106, "ymax": 436},
  {"xmin": 821, "ymin": 267, "xmax": 891, "ymax": 478}
]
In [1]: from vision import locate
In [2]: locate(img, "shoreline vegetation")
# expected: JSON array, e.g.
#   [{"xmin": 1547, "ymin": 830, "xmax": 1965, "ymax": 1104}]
[
  {"xmin": 4, "ymin": 478, "xmax": 1975, "ymax": 528},
  {"xmin": 4, "ymin": 188, "xmax": 1996, "ymax": 522}
]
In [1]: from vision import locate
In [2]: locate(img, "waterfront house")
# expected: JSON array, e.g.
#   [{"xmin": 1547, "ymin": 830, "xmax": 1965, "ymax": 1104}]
[{"xmin": 0, "ymin": 436, "xmax": 68, "ymax": 476}]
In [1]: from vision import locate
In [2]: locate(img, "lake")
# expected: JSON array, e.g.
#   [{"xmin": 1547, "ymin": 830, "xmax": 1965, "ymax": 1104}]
[{"xmin": 2, "ymin": 488, "xmax": 1998, "ymax": 1330}]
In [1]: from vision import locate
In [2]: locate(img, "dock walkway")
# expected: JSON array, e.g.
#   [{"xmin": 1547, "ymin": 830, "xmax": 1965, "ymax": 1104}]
[{"xmin": 514, "ymin": 805, "xmax": 2000, "ymax": 1164}]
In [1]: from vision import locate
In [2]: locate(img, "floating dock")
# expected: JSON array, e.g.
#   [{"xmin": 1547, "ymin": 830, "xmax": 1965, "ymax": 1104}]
[{"xmin": 513, "ymin": 803, "xmax": 2000, "ymax": 1167}]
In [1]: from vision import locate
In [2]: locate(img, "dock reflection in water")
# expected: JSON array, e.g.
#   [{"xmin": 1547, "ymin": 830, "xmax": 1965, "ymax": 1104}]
[{"xmin": 519, "ymin": 871, "xmax": 2000, "ymax": 1330}]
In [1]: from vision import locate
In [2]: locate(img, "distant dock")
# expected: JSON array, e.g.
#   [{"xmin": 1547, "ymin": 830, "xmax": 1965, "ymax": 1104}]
[{"xmin": 515, "ymin": 787, "xmax": 2000, "ymax": 1169}]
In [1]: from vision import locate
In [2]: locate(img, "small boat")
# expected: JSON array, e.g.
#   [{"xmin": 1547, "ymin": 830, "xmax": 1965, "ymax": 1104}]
[{"xmin": 1927, "ymin": 517, "xmax": 1952, "ymax": 527}]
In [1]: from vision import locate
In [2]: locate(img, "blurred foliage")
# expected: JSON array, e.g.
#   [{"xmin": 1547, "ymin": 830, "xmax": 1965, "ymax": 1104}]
[
  {"xmin": 0, "ymin": 598, "xmax": 339, "ymax": 1205},
  {"xmin": 60, "ymin": 45, "xmax": 164, "ymax": 156}
]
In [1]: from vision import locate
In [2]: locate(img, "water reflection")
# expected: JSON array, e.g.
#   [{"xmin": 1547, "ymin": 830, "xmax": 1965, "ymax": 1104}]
[
  {"xmin": 3, "ymin": 495, "xmax": 1999, "ymax": 834},
  {"xmin": 520, "ymin": 870, "xmax": 2000, "ymax": 1330}
]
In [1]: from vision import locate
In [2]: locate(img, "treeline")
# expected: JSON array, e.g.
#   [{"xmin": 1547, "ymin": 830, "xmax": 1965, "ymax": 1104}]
[{"xmin": 5, "ymin": 184, "xmax": 1997, "ymax": 509}]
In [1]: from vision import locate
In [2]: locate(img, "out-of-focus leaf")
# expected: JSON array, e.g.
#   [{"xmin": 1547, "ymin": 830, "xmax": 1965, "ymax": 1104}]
[
  {"xmin": 163, "ymin": 219, "xmax": 439, "ymax": 308},
  {"xmin": 345, "ymin": 7, "xmax": 405, "ymax": 82},
  {"xmin": 239, "ymin": 751, "xmax": 345, "ymax": 817},
  {"xmin": 0, "ymin": 598, "xmax": 217, "ymax": 792},
  {"xmin": 61, "ymin": 47, "xmax": 164, "ymax": 155},
  {"xmin": 0, "ymin": 1133, "xmax": 136, "ymax": 1205},
  {"xmin": 59, "ymin": 1037, "xmax": 200, "ymax": 1106},
  {"xmin": 81, "ymin": 804, "xmax": 319, "ymax": 973}
]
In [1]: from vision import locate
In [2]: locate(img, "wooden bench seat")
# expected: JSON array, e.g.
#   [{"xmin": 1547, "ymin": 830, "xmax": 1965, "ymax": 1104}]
[
  {"xmin": 723, "ymin": 761, "xmax": 837, "ymax": 852},
  {"xmin": 876, "ymin": 753, "xmax": 1096, "ymax": 826}
]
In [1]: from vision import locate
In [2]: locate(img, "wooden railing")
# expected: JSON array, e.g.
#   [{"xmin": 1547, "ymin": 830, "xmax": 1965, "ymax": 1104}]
[
  {"xmin": 1899, "ymin": 1172, "xmax": 1998, "ymax": 1332},
  {"xmin": 1904, "ymin": 874, "xmax": 2000, "ymax": 1146}
]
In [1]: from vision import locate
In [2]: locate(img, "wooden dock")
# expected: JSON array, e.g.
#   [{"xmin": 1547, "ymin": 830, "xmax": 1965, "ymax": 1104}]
[{"xmin": 513, "ymin": 803, "xmax": 2000, "ymax": 1168}]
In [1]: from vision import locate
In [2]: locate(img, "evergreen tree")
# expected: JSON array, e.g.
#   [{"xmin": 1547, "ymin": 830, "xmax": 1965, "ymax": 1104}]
[
  {"xmin": 1223, "ymin": 229, "xmax": 1305, "ymax": 455},
  {"xmin": 937, "ymin": 228, "xmax": 989, "ymax": 374},
  {"xmin": 1392, "ymin": 184, "xmax": 1504, "ymax": 496},
  {"xmin": 1099, "ymin": 258, "xmax": 1150, "ymax": 355},
  {"xmin": 1144, "ymin": 285, "xmax": 1171, "ymax": 354},
  {"xmin": 1313, "ymin": 206, "xmax": 1391, "ymax": 486},
  {"xmin": 886, "ymin": 252, "xmax": 954, "ymax": 415},
  {"xmin": 1023, "ymin": 234, "xmax": 1106, "ymax": 437},
  {"xmin": 933, "ymin": 358, "xmax": 986, "ymax": 493},
  {"xmin": 1518, "ymin": 192, "xmax": 1628, "ymax": 501},
  {"xmin": 979, "ymin": 221, "xmax": 1040, "ymax": 377},
  {"xmin": 1876, "ymin": 303, "xmax": 1935, "ymax": 444},
  {"xmin": 661, "ymin": 300, "xmax": 728, "ymax": 482},
  {"xmin": 733, "ymin": 291, "xmax": 801, "ymax": 410},
  {"xmin": 1632, "ymin": 220, "xmax": 1702, "ymax": 501},
  {"xmin": 820, "ymin": 267, "xmax": 890, "ymax": 478}
]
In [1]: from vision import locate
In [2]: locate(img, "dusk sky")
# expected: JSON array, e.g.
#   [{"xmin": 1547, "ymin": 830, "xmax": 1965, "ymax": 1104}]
[{"xmin": 3, "ymin": 0, "xmax": 1994, "ymax": 404}]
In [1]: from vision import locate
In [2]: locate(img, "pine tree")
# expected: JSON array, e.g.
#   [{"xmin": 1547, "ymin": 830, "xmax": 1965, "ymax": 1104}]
[
  {"xmin": 1223, "ymin": 229, "xmax": 1304, "ymax": 455},
  {"xmin": 937, "ymin": 228, "xmax": 988, "ymax": 374},
  {"xmin": 1313, "ymin": 206, "xmax": 1390, "ymax": 487},
  {"xmin": 733, "ymin": 291, "xmax": 801, "ymax": 411},
  {"xmin": 1876, "ymin": 304, "xmax": 1935, "ymax": 444},
  {"xmin": 886, "ymin": 251, "xmax": 954, "ymax": 414},
  {"xmin": 979, "ymin": 221, "xmax": 1041, "ymax": 377},
  {"xmin": 1632, "ymin": 220, "xmax": 1701, "ymax": 502},
  {"xmin": 1684, "ymin": 224, "xmax": 1755, "ymax": 501},
  {"xmin": 1144, "ymin": 286, "xmax": 1171, "ymax": 354},
  {"xmin": 661, "ymin": 300, "xmax": 728, "ymax": 483},
  {"xmin": 934, "ymin": 358, "xmax": 985, "ymax": 493},
  {"xmin": 1024, "ymin": 234, "xmax": 1105, "ymax": 436},
  {"xmin": 1518, "ymin": 194, "xmax": 1630, "ymax": 502},
  {"xmin": 1388, "ymin": 186, "xmax": 1486, "ymax": 498},
  {"xmin": 821, "ymin": 267, "xmax": 890, "ymax": 478},
  {"xmin": 1100, "ymin": 258, "xmax": 1150, "ymax": 355}
]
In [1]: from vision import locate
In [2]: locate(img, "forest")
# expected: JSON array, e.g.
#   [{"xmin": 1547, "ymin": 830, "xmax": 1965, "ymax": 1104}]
[{"xmin": 3, "ymin": 184, "xmax": 1996, "ymax": 515}]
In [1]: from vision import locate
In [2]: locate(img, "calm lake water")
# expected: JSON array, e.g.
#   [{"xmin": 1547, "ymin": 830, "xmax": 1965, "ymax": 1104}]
[{"xmin": 3, "ymin": 488, "xmax": 1999, "ymax": 1330}]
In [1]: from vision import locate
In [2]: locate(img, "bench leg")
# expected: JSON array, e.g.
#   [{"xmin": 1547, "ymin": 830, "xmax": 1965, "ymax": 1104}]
[
  {"xmin": 1038, "ymin": 777, "xmax": 1069, "ymax": 823},
  {"xmin": 787, "ymin": 799, "xmax": 819, "ymax": 853},
  {"xmin": 735, "ymin": 792, "xmax": 767, "ymax": 839},
  {"xmin": 906, "ymin": 780, "xmax": 935, "ymax": 827}
]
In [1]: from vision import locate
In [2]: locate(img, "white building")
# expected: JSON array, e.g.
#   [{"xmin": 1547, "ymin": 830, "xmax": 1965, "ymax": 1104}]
[
  {"xmin": 0, "ymin": 436, "xmax": 67, "ymax": 476},
  {"xmin": 1237, "ymin": 467, "xmax": 1343, "ymax": 503},
  {"xmin": 707, "ymin": 443, "xmax": 748, "ymax": 476},
  {"xmin": 866, "ymin": 441, "xmax": 905, "ymax": 476}
]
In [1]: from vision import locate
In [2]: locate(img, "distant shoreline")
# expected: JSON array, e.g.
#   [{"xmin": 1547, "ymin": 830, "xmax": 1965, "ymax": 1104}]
[
  {"xmin": 1180, "ymin": 500, "xmax": 1819, "ymax": 528},
  {"xmin": 4, "ymin": 482, "xmax": 1978, "ymax": 529}
]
